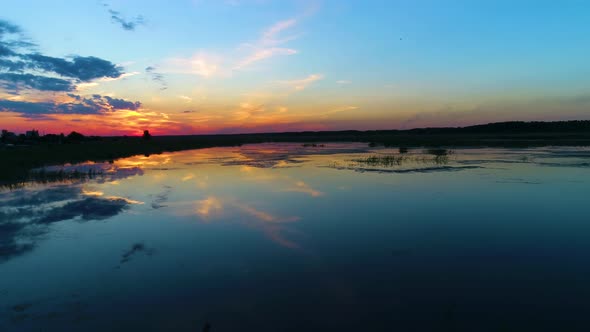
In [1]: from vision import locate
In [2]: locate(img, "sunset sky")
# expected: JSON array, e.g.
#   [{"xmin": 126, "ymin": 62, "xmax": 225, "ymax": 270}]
[{"xmin": 1, "ymin": 0, "xmax": 589, "ymax": 135}]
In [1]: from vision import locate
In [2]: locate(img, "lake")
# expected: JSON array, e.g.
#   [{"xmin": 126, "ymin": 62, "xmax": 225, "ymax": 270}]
[{"xmin": 1, "ymin": 143, "xmax": 590, "ymax": 331}]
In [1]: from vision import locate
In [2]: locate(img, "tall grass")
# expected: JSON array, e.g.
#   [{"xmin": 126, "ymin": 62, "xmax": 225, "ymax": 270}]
[
  {"xmin": 352, "ymin": 155, "xmax": 406, "ymax": 167},
  {"xmin": 343, "ymin": 150, "xmax": 455, "ymax": 168}
]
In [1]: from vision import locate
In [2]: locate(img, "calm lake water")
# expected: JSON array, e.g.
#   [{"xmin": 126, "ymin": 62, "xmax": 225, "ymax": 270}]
[{"xmin": 1, "ymin": 143, "xmax": 590, "ymax": 331}]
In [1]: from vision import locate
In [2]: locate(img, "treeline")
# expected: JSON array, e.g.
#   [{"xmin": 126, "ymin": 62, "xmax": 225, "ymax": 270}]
[
  {"xmin": 1, "ymin": 130, "xmax": 101, "ymax": 144},
  {"xmin": 1, "ymin": 120, "xmax": 590, "ymax": 185}
]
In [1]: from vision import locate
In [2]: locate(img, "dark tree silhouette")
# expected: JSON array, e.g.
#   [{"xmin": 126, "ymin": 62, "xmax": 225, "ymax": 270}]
[
  {"xmin": 67, "ymin": 131, "xmax": 85, "ymax": 141},
  {"xmin": 142, "ymin": 130, "xmax": 152, "ymax": 140}
]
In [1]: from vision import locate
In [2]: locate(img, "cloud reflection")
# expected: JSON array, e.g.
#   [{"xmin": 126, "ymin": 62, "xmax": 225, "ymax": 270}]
[
  {"xmin": 282, "ymin": 180, "xmax": 323, "ymax": 197},
  {"xmin": 195, "ymin": 196, "xmax": 223, "ymax": 219},
  {"xmin": 191, "ymin": 196, "xmax": 302, "ymax": 249},
  {"xmin": 0, "ymin": 184, "xmax": 142, "ymax": 263}
]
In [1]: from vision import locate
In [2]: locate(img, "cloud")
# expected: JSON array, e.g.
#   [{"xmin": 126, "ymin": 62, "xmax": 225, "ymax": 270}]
[
  {"xmin": 165, "ymin": 16, "xmax": 303, "ymax": 77},
  {"xmin": 145, "ymin": 66, "xmax": 168, "ymax": 90},
  {"xmin": 25, "ymin": 54, "xmax": 123, "ymax": 82},
  {"xmin": 179, "ymin": 95, "xmax": 193, "ymax": 103},
  {"xmin": 0, "ymin": 59, "xmax": 26, "ymax": 71},
  {"xmin": 0, "ymin": 20, "xmax": 145, "ymax": 121},
  {"xmin": 0, "ymin": 73, "xmax": 74, "ymax": 92},
  {"xmin": 0, "ymin": 43, "xmax": 16, "ymax": 57},
  {"xmin": 0, "ymin": 19, "xmax": 127, "ymax": 93},
  {"xmin": 0, "ymin": 20, "xmax": 21, "ymax": 35},
  {"xmin": 100, "ymin": 2, "xmax": 145, "ymax": 31},
  {"xmin": 109, "ymin": 10, "xmax": 145, "ymax": 31},
  {"xmin": 0, "ymin": 94, "xmax": 142, "ymax": 115},
  {"xmin": 0, "ymin": 184, "xmax": 141, "ymax": 262},
  {"xmin": 234, "ymin": 47, "xmax": 297, "ymax": 70},
  {"xmin": 327, "ymin": 105, "xmax": 358, "ymax": 114},
  {"xmin": 0, "ymin": 19, "xmax": 37, "ymax": 54},
  {"xmin": 103, "ymin": 96, "xmax": 141, "ymax": 110},
  {"xmin": 100, "ymin": 71, "xmax": 139, "ymax": 82},
  {"xmin": 336, "ymin": 80, "xmax": 351, "ymax": 85},
  {"xmin": 282, "ymin": 180, "xmax": 323, "ymax": 197},
  {"xmin": 2, "ymin": 186, "xmax": 80, "ymax": 208},
  {"xmin": 165, "ymin": 53, "xmax": 220, "ymax": 78},
  {"xmin": 279, "ymin": 73, "xmax": 323, "ymax": 91},
  {"xmin": 195, "ymin": 196, "xmax": 223, "ymax": 219},
  {"xmin": 120, "ymin": 242, "xmax": 155, "ymax": 264},
  {"xmin": 261, "ymin": 19, "xmax": 297, "ymax": 45},
  {"xmin": 38, "ymin": 197, "xmax": 131, "ymax": 223},
  {"xmin": 234, "ymin": 18, "xmax": 299, "ymax": 70}
]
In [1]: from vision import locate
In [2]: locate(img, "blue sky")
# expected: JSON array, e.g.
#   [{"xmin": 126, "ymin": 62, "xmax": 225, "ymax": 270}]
[{"xmin": 1, "ymin": 0, "xmax": 589, "ymax": 134}]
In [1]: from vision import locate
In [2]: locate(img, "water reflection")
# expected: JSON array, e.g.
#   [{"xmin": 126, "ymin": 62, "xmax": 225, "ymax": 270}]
[
  {"xmin": 195, "ymin": 196, "xmax": 223, "ymax": 219},
  {"xmin": 0, "ymin": 191, "xmax": 141, "ymax": 262},
  {"xmin": 1, "ymin": 144, "xmax": 590, "ymax": 331}
]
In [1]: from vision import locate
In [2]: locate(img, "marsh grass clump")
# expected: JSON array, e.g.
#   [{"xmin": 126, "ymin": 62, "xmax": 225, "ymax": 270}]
[
  {"xmin": 342, "ymin": 149, "xmax": 456, "ymax": 169},
  {"xmin": 519, "ymin": 155, "xmax": 534, "ymax": 162},
  {"xmin": 352, "ymin": 154, "xmax": 406, "ymax": 167},
  {"xmin": 423, "ymin": 148, "xmax": 454, "ymax": 164},
  {"xmin": 426, "ymin": 148, "xmax": 454, "ymax": 156}
]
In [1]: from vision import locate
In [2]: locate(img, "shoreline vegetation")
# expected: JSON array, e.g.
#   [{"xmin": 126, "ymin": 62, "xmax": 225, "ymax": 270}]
[{"xmin": 2, "ymin": 120, "xmax": 590, "ymax": 185}]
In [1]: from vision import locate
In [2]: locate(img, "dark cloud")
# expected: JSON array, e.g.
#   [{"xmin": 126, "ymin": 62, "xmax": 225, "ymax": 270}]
[
  {"xmin": 0, "ymin": 99, "xmax": 105, "ymax": 115},
  {"xmin": 108, "ymin": 9, "xmax": 145, "ymax": 31},
  {"xmin": 145, "ymin": 66, "xmax": 167, "ymax": 90},
  {"xmin": 0, "ymin": 19, "xmax": 128, "ymax": 99},
  {"xmin": 104, "ymin": 96, "xmax": 141, "ymax": 110},
  {"xmin": 0, "ymin": 94, "xmax": 142, "ymax": 115},
  {"xmin": 0, "ymin": 208, "xmax": 35, "ymax": 223},
  {"xmin": 25, "ymin": 54, "xmax": 123, "ymax": 82},
  {"xmin": 0, "ymin": 73, "xmax": 74, "ymax": 92},
  {"xmin": 37, "ymin": 197, "xmax": 130, "ymax": 224},
  {"xmin": 0, "ymin": 44, "xmax": 15, "ymax": 56},
  {"xmin": 150, "ymin": 186, "xmax": 171, "ymax": 209},
  {"xmin": 1, "ymin": 186, "xmax": 80, "ymax": 208},
  {"xmin": 120, "ymin": 242, "xmax": 155, "ymax": 264},
  {"xmin": 0, "ymin": 59, "xmax": 27, "ymax": 71},
  {"xmin": 0, "ymin": 20, "xmax": 20, "ymax": 35},
  {"xmin": 0, "ymin": 240, "xmax": 35, "ymax": 262},
  {"xmin": 0, "ymin": 100, "xmax": 54, "ymax": 114}
]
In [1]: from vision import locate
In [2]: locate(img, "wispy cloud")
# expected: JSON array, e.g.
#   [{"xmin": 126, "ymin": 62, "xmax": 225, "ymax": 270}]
[
  {"xmin": 336, "ymin": 80, "xmax": 351, "ymax": 85},
  {"xmin": 195, "ymin": 196, "xmax": 223, "ymax": 219},
  {"xmin": 179, "ymin": 95, "xmax": 193, "ymax": 103},
  {"xmin": 145, "ymin": 66, "xmax": 168, "ymax": 90},
  {"xmin": 280, "ymin": 74, "xmax": 324, "ymax": 91},
  {"xmin": 165, "ymin": 52, "xmax": 221, "ymax": 78},
  {"xmin": 101, "ymin": 3, "xmax": 145, "ymax": 31},
  {"xmin": 282, "ymin": 181, "xmax": 323, "ymax": 197},
  {"xmin": 234, "ymin": 47, "xmax": 297, "ymax": 70},
  {"xmin": 234, "ymin": 18, "xmax": 300, "ymax": 70},
  {"xmin": 319, "ymin": 105, "xmax": 359, "ymax": 118},
  {"xmin": 261, "ymin": 19, "xmax": 297, "ymax": 45},
  {"xmin": 162, "ymin": 11, "xmax": 307, "ymax": 78}
]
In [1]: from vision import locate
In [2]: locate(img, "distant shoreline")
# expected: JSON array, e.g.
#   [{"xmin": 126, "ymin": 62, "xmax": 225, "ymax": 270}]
[{"xmin": 2, "ymin": 120, "xmax": 590, "ymax": 185}]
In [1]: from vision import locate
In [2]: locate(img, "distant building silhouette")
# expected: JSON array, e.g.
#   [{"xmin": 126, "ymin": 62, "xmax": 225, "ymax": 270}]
[{"xmin": 25, "ymin": 129, "xmax": 39, "ymax": 139}]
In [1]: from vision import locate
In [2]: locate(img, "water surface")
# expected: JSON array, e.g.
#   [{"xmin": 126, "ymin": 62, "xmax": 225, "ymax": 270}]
[{"xmin": 1, "ymin": 143, "xmax": 590, "ymax": 331}]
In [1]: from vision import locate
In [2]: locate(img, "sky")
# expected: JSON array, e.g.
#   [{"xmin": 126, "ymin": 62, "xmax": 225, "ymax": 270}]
[{"xmin": 1, "ymin": 0, "xmax": 589, "ymax": 136}]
